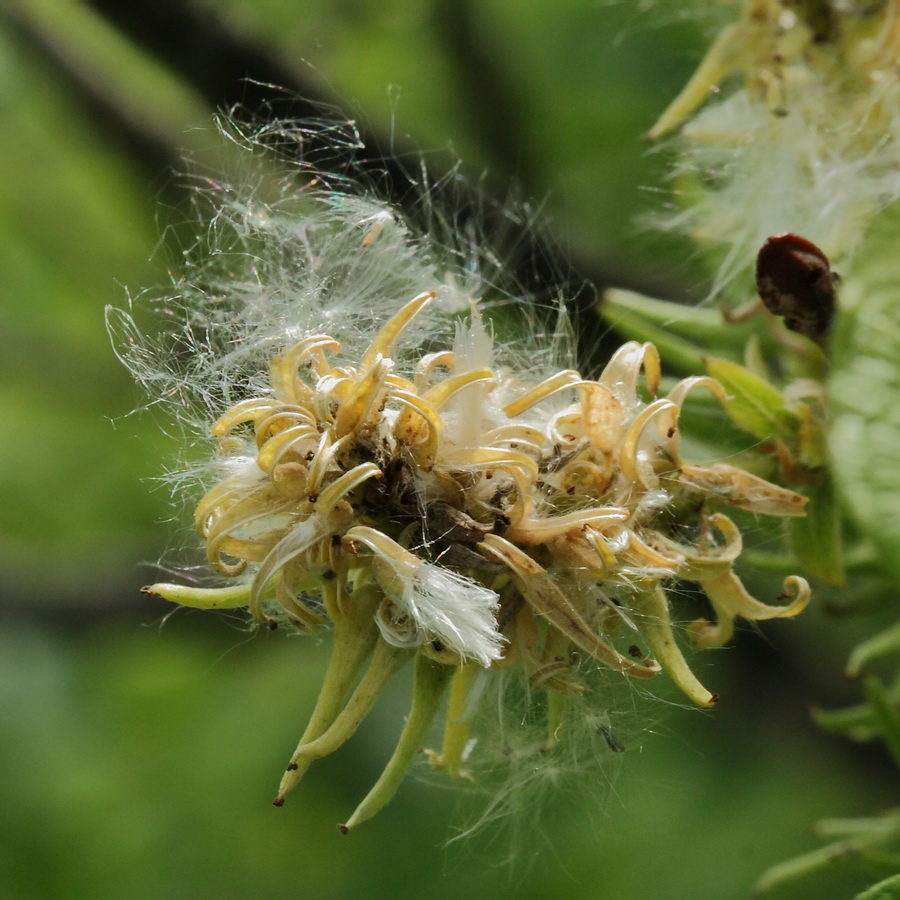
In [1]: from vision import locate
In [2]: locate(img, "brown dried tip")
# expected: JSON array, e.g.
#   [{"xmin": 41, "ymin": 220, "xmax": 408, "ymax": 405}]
[
  {"xmin": 338, "ymin": 824, "xmax": 349, "ymax": 835},
  {"xmin": 272, "ymin": 796, "xmax": 285, "ymax": 807}
]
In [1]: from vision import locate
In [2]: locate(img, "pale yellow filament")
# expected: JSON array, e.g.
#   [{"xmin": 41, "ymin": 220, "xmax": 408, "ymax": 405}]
[{"xmin": 501, "ymin": 369, "xmax": 582, "ymax": 417}]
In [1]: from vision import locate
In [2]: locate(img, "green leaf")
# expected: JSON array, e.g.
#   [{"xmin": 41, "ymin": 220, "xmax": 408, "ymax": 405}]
[
  {"xmin": 789, "ymin": 473, "xmax": 845, "ymax": 586},
  {"xmin": 830, "ymin": 205, "xmax": 900, "ymax": 586},
  {"xmin": 814, "ymin": 671, "xmax": 900, "ymax": 739},
  {"xmin": 863, "ymin": 674, "xmax": 900, "ymax": 771},
  {"xmin": 704, "ymin": 356, "xmax": 800, "ymax": 440},
  {"xmin": 602, "ymin": 288, "xmax": 754, "ymax": 365},
  {"xmin": 755, "ymin": 841, "xmax": 862, "ymax": 894},
  {"xmin": 855, "ymin": 873, "xmax": 900, "ymax": 900},
  {"xmin": 796, "ymin": 400, "xmax": 829, "ymax": 469},
  {"xmin": 848, "ymin": 622, "xmax": 900, "ymax": 677},
  {"xmin": 601, "ymin": 290, "xmax": 708, "ymax": 373},
  {"xmin": 813, "ymin": 699, "xmax": 884, "ymax": 741}
]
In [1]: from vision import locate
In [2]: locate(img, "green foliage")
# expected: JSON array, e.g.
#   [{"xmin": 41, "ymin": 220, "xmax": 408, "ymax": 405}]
[
  {"xmin": 830, "ymin": 206, "xmax": 900, "ymax": 586},
  {"xmin": 704, "ymin": 356, "xmax": 800, "ymax": 441},
  {"xmin": 3, "ymin": 0, "xmax": 899, "ymax": 897},
  {"xmin": 788, "ymin": 473, "xmax": 845, "ymax": 587},
  {"xmin": 857, "ymin": 874, "xmax": 900, "ymax": 900}
]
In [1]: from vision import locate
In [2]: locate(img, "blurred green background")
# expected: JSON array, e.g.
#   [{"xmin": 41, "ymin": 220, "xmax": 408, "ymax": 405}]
[{"xmin": 0, "ymin": 1, "xmax": 894, "ymax": 897}]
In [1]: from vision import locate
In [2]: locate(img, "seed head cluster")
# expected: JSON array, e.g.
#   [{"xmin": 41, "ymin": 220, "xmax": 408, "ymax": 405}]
[{"xmin": 117, "ymin": 119, "xmax": 810, "ymax": 830}]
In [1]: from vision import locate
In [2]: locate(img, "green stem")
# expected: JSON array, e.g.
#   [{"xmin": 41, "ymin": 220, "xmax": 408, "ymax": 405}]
[
  {"xmin": 291, "ymin": 585, "xmax": 382, "ymax": 749},
  {"xmin": 274, "ymin": 637, "xmax": 412, "ymax": 804},
  {"xmin": 432, "ymin": 664, "xmax": 475, "ymax": 777},
  {"xmin": 340, "ymin": 653, "xmax": 453, "ymax": 832},
  {"xmin": 632, "ymin": 583, "xmax": 717, "ymax": 707}
]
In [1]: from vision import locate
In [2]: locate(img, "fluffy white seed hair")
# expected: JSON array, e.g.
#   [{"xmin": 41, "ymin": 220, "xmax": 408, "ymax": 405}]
[{"xmin": 378, "ymin": 562, "xmax": 505, "ymax": 667}]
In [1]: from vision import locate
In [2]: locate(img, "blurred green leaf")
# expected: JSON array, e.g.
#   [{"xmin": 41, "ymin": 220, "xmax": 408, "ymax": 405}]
[
  {"xmin": 796, "ymin": 400, "xmax": 829, "ymax": 469},
  {"xmin": 856, "ymin": 873, "xmax": 900, "ymax": 900},
  {"xmin": 756, "ymin": 809, "xmax": 900, "ymax": 896},
  {"xmin": 789, "ymin": 473, "xmax": 845, "ymax": 586},
  {"xmin": 848, "ymin": 623, "xmax": 900, "ymax": 677},
  {"xmin": 705, "ymin": 356, "xmax": 800, "ymax": 440},
  {"xmin": 863, "ymin": 674, "xmax": 900, "ymax": 770},
  {"xmin": 830, "ymin": 205, "xmax": 900, "ymax": 586},
  {"xmin": 603, "ymin": 288, "xmax": 754, "ymax": 368},
  {"xmin": 813, "ymin": 667, "xmax": 900, "ymax": 743},
  {"xmin": 601, "ymin": 289, "xmax": 708, "ymax": 373}
]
